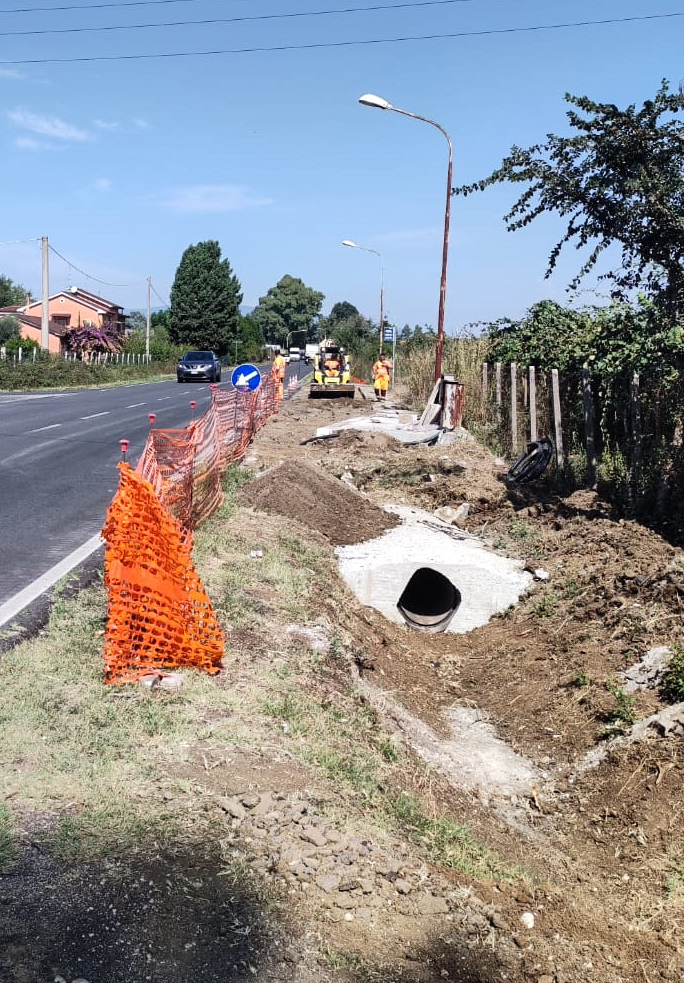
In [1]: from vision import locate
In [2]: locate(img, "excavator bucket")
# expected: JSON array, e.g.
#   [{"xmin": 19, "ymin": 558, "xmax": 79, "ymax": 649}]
[{"xmin": 309, "ymin": 384, "xmax": 355, "ymax": 399}]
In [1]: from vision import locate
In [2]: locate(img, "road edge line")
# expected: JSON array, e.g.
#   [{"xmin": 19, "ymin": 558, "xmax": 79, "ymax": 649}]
[{"xmin": 0, "ymin": 533, "xmax": 105, "ymax": 629}]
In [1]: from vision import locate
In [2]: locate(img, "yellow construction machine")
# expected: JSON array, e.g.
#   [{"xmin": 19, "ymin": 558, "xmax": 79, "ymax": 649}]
[{"xmin": 309, "ymin": 339, "xmax": 355, "ymax": 399}]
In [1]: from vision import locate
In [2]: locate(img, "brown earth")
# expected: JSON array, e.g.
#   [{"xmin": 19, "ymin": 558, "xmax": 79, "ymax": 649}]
[
  {"xmin": 235, "ymin": 383, "xmax": 684, "ymax": 983},
  {"xmin": 3, "ymin": 380, "xmax": 684, "ymax": 983}
]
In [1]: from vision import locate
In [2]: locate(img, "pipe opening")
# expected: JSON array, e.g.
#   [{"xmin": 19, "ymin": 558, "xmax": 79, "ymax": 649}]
[{"xmin": 397, "ymin": 567, "xmax": 461, "ymax": 632}]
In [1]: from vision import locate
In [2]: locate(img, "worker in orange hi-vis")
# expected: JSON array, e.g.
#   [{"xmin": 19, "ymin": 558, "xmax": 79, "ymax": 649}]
[
  {"xmin": 324, "ymin": 352, "xmax": 341, "ymax": 376},
  {"xmin": 372, "ymin": 352, "xmax": 390, "ymax": 401},
  {"xmin": 272, "ymin": 348, "xmax": 286, "ymax": 396}
]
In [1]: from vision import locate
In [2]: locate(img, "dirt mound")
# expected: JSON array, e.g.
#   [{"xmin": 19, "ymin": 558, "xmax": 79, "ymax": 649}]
[{"xmin": 240, "ymin": 459, "xmax": 399, "ymax": 546}]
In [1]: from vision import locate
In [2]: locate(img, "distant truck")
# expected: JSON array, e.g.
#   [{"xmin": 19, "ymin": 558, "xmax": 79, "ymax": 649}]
[
  {"xmin": 288, "ymin": 347, "xmax": 302, "ymax": 362},
  {"xmin": 304, "ymin": 343, "xmax": 319, "ymax": 364}
]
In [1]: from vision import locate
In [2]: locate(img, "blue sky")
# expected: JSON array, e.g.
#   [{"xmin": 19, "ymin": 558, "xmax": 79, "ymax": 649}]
[{"xmin": 1, "ymin": 0, "xmax": 682, "ymax": 333}]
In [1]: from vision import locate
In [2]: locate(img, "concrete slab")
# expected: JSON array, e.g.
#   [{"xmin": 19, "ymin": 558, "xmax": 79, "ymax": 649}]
[
  {"xmin": 337, "ymin": 505, "xmax": 532, "ymax": 633},
  {"xmin": 315, "ymin": 410, "xmax": 442, "ymax": 446}
]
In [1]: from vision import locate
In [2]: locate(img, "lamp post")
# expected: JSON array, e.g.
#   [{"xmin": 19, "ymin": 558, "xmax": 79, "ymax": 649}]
[
  {"xmin": 341, "ymin": 239, "xmax": 385, "ymax": 356},
  {"xmin": 358, "ymin": 93, "xmax": 452, "ymax": 382}
]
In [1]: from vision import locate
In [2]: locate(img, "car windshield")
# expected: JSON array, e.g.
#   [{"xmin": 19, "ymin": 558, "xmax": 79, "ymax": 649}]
[{"xmin": 184, "ymin": 351, "xmax": 214, "ymax": 362}]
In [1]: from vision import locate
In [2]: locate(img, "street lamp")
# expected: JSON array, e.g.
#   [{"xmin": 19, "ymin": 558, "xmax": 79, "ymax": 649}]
[
  {"xmin": 359, "ymin": 93, "xmax": 453, "ymax": 382},
  {"xmin": 341, "ymin": 239, "xmax": 385, "ymax": 356}
]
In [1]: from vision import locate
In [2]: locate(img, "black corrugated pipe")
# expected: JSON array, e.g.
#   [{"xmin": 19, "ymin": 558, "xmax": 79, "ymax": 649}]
[{"xmin": 397, "ymin": 567, "xmax": 461, "ymax": 632}]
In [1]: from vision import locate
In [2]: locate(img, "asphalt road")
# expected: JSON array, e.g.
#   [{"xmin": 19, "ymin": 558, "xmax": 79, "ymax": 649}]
[{"xmin": 0, "ymin": 362, "xmax": 306, "ymax": 616}]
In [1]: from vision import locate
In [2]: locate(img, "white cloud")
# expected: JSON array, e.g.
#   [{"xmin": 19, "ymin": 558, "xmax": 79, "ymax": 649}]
[
  {"xmin": 0, "ymin": 68, "xmax": 23, "ymax": 80},
  {"xmin": 8, "ymin": 108, "xmax": 89, "ymax": 142},
  {"xmin": 14, "ymin": 135, "xmax": 47, "ymax": 150},
  {"xmin": 94, "ymin": 119, "xmax": 120, "ymax": 131},
  {"xmin": 132, "ymin": 117, "xmax": 148, "ymax": 129},
  {"xmin": 158, "ymin": 184, "xmax": 273, "ymax": 214},
  {"xmin": 91, "ymin": 178, "xmax": 112, "ymax": 192}
]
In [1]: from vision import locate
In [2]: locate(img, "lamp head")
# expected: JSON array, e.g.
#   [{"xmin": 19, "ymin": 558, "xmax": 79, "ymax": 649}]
[
  {"xmin": 342, "ymin": 240, "xmax": 357, "ymax": 248},
  {"xmin": 359, "ymin": 93, "xmax": 392, "ymax": 110}
]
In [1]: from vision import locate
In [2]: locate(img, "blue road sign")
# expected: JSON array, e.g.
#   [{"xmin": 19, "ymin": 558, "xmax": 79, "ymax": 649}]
[{"xmin": 231, "ymin": 363, "xmax": 262, "ymax": 392}]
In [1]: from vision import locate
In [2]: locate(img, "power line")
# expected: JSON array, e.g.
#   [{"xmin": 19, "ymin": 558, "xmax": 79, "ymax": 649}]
[
  {"xmin": 48, "ymin": 244, "xmax": 145, "ymax": 288},
  {"xmin": 0, "ymin": 237, "xmax": 41, "ymax": 247},
  {"xmin": 150, "ymin": 282, "xmax": 169, "ymax": 307},
  {"xmin": 0, "ymin": 1, "xmax": 504, "ymax": 38},
  {"xmin": 2, "ymin": 0, "xmax": 232, "ymax": 12},
  {"xmin": 2, "ymin": 0, "xmax": 494, "ymax": 12},
  {"xmin": 2, "ymin": 11, "xmax": 683, "ymax": 63}
]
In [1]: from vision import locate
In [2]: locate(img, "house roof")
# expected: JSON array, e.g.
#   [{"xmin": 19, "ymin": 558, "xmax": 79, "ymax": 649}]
[
  {"xmin": 0, "ymin": 310, "xmax": 66, "ymax": 337},
  {"xmin": 21, "ymin": 286, "xmax": 126, "ymax": 317}
]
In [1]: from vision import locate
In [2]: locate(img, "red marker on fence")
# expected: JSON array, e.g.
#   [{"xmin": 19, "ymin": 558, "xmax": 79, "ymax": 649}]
[
  {"xmin": 190, "ymin": 400, "xmax": 197, "ymax": 419},
  {"xmin": 119, "ymin": 439, "xmax": 130, "ymax": 462},
  {"xmin": 149, "ymin": 413, "xmax": 156, "ymax": 426}
]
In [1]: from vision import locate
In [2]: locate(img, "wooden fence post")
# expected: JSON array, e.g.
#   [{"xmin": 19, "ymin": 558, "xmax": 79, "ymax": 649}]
[
  {"xmin": 482, "ymin": 362, "xmax": 488, "ymax": 402},
  {"xmin": 582, "ymin": 366, "xmax": 597, "ymax": 488},
  {"xmin": 630, "ymin": 371, "xmax": 643, "ymax": 490},
  {"xmin": 551, "ymin": 369, "xmax": 565, "ymax": 469},
  {"xmin": 529, "ymin": 365, "xmax": 537, "ymax": 443},
  {"xmin": 495, "ymin": 362, "xmax": 502, "ymax": 426},
  {"xmin": 510, "ymin": 362, "xmax": 518, "ymax": 454}
]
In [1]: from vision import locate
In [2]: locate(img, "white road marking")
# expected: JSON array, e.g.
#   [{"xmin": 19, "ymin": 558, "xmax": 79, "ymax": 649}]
[
  {"xmin": 126, "ymin": 402, "xmax": 145, "ymax": 408},
  {"xmin": 80, "ymin": 412, "xmax": 110, "ymax": 420},
  {"xmin": 29, "ymin": 423, "xmax": 62, "ymax": 433},
  {"xmin": 0, "ymin": 533, "xmax": 105, "ymax": 628},
  {"xmin": 157, "ymin": 396, "xmax": 173, "ymax": 401}
]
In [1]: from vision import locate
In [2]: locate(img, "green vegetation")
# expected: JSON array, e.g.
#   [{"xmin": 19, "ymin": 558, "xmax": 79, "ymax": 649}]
[
  {"xmin": 600, "ymin": 681, "xmax": 637, "ymax": 738},
  {"xmin": 457, "ymin": 80, "xmax": 684, "ymax": 324},
  {"xmin": 169, "ymin": 239, "xmax": 243, "ymax": 356},
  {"xmin": 661, "ymin": 645, "xmax": 684, "ymax": 704},
  {"xmin": 0, "ymin": 803, "xmax": 17, "ymax": 871},
  {"xmin": 0, "ymin": 351, "xmax": 178, "ymax": 391},
  {"xmin": 251, "ymin": 274, "xmax": 324, "ymax": 348},
  {"xmin": 387, "ymin": 792, "xmax": 524, "ymax": 881}
]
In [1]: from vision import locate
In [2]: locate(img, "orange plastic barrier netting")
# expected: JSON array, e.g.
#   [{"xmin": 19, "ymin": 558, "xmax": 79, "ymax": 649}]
[
  {"xmin": 136, "ymin": 375, "xmax": 281, "ymax": 528},
  {"xmin": 101, "ymin": 372, "xmax": 283, "ymax": 683},
  {"xmin": 101, "ymin": 463, "xmax": 225, "ymax": 684}
]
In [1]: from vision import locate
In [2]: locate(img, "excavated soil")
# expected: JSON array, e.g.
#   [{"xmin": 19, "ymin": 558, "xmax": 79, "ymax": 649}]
[
  {"xmin": 3, "ymin": 382, "xmax": 684, "ymax": 983},
  {"xmin": 239, "ymin": 459, "xmax": 399, "ymax": 546},
  {"xmin": 236, "ymin": 384, "xmax": 684, "ymax": 983}
]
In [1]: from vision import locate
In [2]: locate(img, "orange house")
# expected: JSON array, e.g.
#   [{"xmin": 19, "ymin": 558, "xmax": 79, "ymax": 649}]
[
  {"xmin": 0, "ymin": 310, "xmax": 66, "ymax": 353},
  {"xmin": 21, "ymin": 286, "xmax": 128, "ymax": 336}
]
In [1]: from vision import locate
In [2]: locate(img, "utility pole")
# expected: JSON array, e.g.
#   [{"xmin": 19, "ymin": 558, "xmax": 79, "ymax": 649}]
[
  {"xmin": 41, "ymin": 236, "xmax": 49, "ymax": 350},
  {"xmin": 146, "ymin": 276, "xmax": 151, "ymax": 359}
]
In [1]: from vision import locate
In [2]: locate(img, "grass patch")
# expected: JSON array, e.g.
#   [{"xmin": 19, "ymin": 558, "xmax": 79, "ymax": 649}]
[
  {"xmin": 50, "ymin": 802, "xmax": 178, "ymax": 861},
  {"xmin": 599, "ymin": 680, "xmax": 637, "ymax": 739},
  {"xmin": 386, "ymin": 791, "xmax": 524, "ymax": 882},
  {"xmin": 661, "ymin": 644, "xmax": 684, "ymax": 704},
  {"xmin": 0, "ymin": 803, "xmax": 17, "ymax": 871}
]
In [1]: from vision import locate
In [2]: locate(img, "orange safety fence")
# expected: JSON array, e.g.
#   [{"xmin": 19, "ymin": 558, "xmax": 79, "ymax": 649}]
[{"xmin": 101, "ymin": 372, "xmax": 282, "ymax": 684}]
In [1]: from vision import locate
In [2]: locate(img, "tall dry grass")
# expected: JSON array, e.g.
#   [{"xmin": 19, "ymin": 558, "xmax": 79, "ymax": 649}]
[{"xmin": 397, "ymin": 333, "xmax": 492, "ymax": 425}]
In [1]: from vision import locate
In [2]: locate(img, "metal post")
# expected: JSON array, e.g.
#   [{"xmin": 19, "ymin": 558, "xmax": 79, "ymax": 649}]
[
  {"xmin": 357, "ymin": 96, "xmax": 452, "ymax": 383},
  {"xmin": 41, "ymin": 236, "xmax": 49, "ymax": 351},
  {"xmin": 146, "ymin": 276, "xmax": 151, "ymax": 359}
]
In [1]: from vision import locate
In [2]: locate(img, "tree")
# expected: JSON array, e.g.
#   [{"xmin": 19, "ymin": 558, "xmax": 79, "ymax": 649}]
[
  {"xmin": 456, "ymin": 80, "xmax": 684, "ymax": 323},
  {"xmin": 0, "ymin": 315, "xmax": 21, "ymax": 345},
  {"xmin": 126, "ymin": 310, "xmax": 147, "ymax": 333},
  {"xmin": 169, "ymin": 241, "xmax": 242, "ymax": 355},
  {"xmin": 64, "ymin": 319, "xmax": 125, "ymax": 355},
  {"xmin": 236, "ymin": 313, "xmax": 265, "ymax": 363},
  {"xmin": 328, "ymin": 301, "xmax": 359, "ymax": 326},
  {"xmin": 0, "ymin": 275, "xmax": 30, "ymax": 308},
  {"xmin": 251, "ymin": 275, "xmax": 324, "ymax": 346}
]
